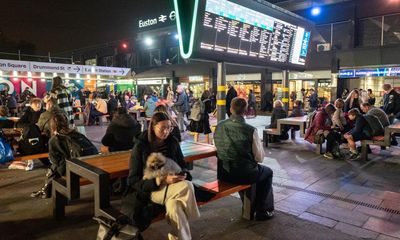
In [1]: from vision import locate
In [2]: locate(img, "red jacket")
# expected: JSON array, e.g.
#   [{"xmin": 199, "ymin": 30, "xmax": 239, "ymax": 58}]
[{"xmin": 305, "ymin": 110, "xmax": 332, "ymax": 144}]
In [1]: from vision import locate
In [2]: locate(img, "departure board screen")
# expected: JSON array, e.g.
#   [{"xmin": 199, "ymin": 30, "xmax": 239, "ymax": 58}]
[{"xmin": 198, "ymin": 0, "xmax": 311, "ymax": 66}]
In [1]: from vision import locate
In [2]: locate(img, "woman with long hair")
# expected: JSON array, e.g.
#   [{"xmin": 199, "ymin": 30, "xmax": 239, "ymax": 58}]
[
  {"xmin": 344, "ymin": 89, "xmax": 361, "ymax": 113},
  {"xmin": 50, "ymin": 76, "xmax": 74, "ymax": 126},
  {"xmin": 154, "ymin": 104, "xmax": 181, "ymax": 142},
  {"xmin": 188, "ymin": 90, "xmax": 212, "ymax": 144},
  {"xmin": 122, "ymin": 112, "xmax": 199, "ymax": 239}
]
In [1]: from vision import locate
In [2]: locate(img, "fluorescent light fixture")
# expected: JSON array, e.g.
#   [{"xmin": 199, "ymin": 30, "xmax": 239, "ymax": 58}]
[
  {"xmin": 41, "ymin": 79, "xmax": 45, "ymax": 82},
  {"xmin": 13, "ymin": 71, "xmax": 18, "ymax": 76},
  {"xmin": 0, "ymin": 71, "xmax": 2, "ymax": 76},
  {"xmin": 76, "ymin": 74, "xmax": 81, "ymax": 79},
  {"xmin": 97, "ymin": 75, "xmax": 101, "ymax": 80},
  {"xmin": 65, "ymin": 73, "xmax": 69, "ymax": 78},
  {"xmin": 41, "ymin": 72, "xmax": 45, "ymax": 77},
  {"xmin": 53, "ymin": 73, "xmax": 57, "ymax": 77},
  {"xmin": 91, "ymin": 67, "xmax": 96, "ymax": 73},
  {"xmin": 174, "ymin": 34, "xmax": 179, "ymax": 40},
  {"xmin": 144, "ymin": 37, "xmax": 153, "ymax": 46},
  {"xmin": 28, "ymin": 72, "xmax": 32, "ymax": 78},
  {"xmin": 86, "ymin": 74, "xmax": 91, "ymax": 79}
]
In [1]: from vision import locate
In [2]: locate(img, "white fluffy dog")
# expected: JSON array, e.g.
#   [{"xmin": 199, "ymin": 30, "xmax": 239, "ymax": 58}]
[{"xmin": 143, "ymin": 152, "xmax": 182, "ymax": 180}]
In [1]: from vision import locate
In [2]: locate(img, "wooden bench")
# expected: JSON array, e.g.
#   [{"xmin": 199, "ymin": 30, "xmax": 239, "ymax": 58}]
[
  {"xmin": 53, "ymin": 142, "xmax": 256, "ymax": 222},
  {"xmin": 263, "ymin": 128, "xmax": 280, "ymax": 147},
  {"xmin": 14, "ymin": 152, "xmax": 49, "ymax": 161},
  {"xmin": 360, "ymin": 135, "xmax": 390, "ymax": 161}
]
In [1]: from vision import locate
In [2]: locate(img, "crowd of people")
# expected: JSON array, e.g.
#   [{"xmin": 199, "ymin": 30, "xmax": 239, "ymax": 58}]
[{"xmin": 269, "ymin": 84, "xmax": 400, "ymax": 161}]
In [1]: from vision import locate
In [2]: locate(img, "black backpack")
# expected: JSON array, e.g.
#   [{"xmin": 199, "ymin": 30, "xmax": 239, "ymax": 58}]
[
  {"xmin": 364, "ymin": 115, "xmax": 384, "ymax": 137},
  {"xmin": 19, "ymin": 124, "xmax": 46, "ymax": 155},
  {"xmin": 60, "ymin": 131, "xmax": 98, "ymax": 159}
]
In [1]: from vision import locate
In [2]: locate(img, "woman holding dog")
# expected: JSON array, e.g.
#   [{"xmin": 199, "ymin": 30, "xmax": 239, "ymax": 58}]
[{"xmin": 122, "ymin": 112, "xmax": 199, "ymax": 240}]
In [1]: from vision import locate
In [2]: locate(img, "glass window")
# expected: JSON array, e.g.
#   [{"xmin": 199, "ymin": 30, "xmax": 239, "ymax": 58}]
[
  {"xmin": 358, "ymin": 17, "xmax": 382, "ymax": 47},
  {"xmin": 332, "ymin": 21, "xmax": 354, "ymax": 50},
  {"xmin": 383, "ymin": 14, "xmax": 400, "ymax": 46}
]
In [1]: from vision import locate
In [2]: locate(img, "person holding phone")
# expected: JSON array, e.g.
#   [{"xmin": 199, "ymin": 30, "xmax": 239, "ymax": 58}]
[{"xmin": 122, "ymin": 112, "xmax": 199, "ymax": 240}]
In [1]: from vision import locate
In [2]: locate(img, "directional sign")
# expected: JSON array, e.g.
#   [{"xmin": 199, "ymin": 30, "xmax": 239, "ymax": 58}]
[
  {"xmin": 0, "ymin": 59, "xmax": 130, "ymax": 77},
  {"xmin": 30, "ymin": 62, "xmax": 81, "ymax": 74},
  {"xmin": 0, "ymin": 59, "xmax": 30, "ymax": 72}
]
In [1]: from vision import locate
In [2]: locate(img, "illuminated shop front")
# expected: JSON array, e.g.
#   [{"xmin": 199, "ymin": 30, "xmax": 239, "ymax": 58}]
[
  {"xmin": 339, "ymin": 67, "xmax": 400, "ymax": 106},
  {"xmin": 179, "ymin": 75, "xmax": 210, "ymax": 99},
  {"xmin": 227, "ymin": 73, "xmax": 262, "ymax": 110}
]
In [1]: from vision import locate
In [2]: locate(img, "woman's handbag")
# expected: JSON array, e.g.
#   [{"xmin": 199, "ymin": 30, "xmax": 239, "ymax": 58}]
[
  {"xmin": 94, "ymin": 215, "xmax": 141, "ymax": 240},
  {"xmin": 0, "ymin": 131, "xmax": 14, "ymax": 164},
  {"xmin": 314, "ymin": 133, "xmax": 325, "ymax": 144}
]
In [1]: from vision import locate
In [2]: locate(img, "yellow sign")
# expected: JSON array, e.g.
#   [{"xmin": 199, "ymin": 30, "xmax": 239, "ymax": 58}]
[
  {"xmin": 217, "ymin": 100, "xmax": 226, "ymax": 105},
  {"xmin": 282, "ymin": 98, "xmax": 289, "ymax": 103},
  {"xmin": 282, "ymin": 88, "xmax": 289, "ymax": 92},
  {"xmin": 217, "ymin": 85, "xmax": 226, "ymax": 91}
]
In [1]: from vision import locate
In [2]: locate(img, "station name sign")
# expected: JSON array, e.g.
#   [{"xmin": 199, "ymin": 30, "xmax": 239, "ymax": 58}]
[
  {"xmin": 138, "ymin": 10, "xmax": 176, "ymax": 29},
  {"xmin": 339, "ymin": 68, "xmax": 400, "ymax": 78},
  {"xmin": 0, "ymin": 59, "xmax": 130, "ymax": 77}
]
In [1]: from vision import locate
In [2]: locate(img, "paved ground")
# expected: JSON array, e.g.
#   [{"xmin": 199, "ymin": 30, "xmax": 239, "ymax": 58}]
[{"xmin": 1, "ymin": 115, "xmax": 400, "ymax": 240}]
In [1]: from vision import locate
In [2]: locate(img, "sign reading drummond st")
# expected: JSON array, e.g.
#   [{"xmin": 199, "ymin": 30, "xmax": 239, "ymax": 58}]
[{"xmin": 0, "ymin": 59, "xmax": 130, "ymax": 77}]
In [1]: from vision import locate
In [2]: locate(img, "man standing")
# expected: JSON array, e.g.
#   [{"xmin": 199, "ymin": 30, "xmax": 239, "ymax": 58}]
[
  {"xmin": 308, "ymin": 89, "xmax": 319, "ymax": 112},
  {"xmin": 382, "ymin": 83, "xmax": 400, "ymax": 123},
  {"xmin": 214, "ymin": 97, "xmax": 274, "ymax": 220},
  {"xmin": 174, "ymin": 85, "xmax": 188, "ymax": 132},
  {"xmin": 225, "ymin": 83, "xmax": 237, "ymax": 117}
]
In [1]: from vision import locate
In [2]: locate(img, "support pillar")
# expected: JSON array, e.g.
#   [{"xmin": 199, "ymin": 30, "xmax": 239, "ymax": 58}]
[
  {"xmin": 217, "ymin": 62, "xmax": 226, "ymax": 122},
  {"xmin": 282, "ymin": 70, "xmax": 289, "ymax": 111}
]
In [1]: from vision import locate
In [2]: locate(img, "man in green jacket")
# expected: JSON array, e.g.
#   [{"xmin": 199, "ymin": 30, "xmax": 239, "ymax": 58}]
[{"xmin": 214, "ymin": 97, "xmax": 274, "ymax": 220}]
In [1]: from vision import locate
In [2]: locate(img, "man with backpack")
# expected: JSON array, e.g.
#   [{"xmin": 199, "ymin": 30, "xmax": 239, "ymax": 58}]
[
  {"xmin": 344, "ymin": 108, "xmax": 384, "ymax": 161},
  {"xmin": 31, "ymin": 112, "xmax": 98, "ymax": 198}
]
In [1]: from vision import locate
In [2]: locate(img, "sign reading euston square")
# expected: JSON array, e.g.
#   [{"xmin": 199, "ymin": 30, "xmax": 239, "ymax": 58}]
[
  {"xmin": 0, "ymin": 59, "xmax": 130, "ymax": 77},
  {"xmin": 339, "ymin": 68, "xmax": 400, "ymax": 78},
  {"xmin": 174, "ymin": 0, "xmax": 313, "ymax": 70}
]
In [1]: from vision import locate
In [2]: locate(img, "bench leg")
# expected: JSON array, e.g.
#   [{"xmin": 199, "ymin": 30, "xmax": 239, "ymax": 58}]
[
  {"xmin": 53, "ymin": 187, "xmax": 67, "ymax": 220},
  {"xmin": 290, "ymin": 129, "xmax": 295, "ymax": 140},
  {"xmin": 361, "ymin": 142, "xmax": 368, "ymax": 161},
  {"xmin": 316, "ymin": 143, "xmax": 322, "ymax": 155},
  {"xmin": 263, "ymin": 131, "xmax": 268, "ymax": 147},
  {"xmin": 240, "ymin": 184, "xmax": 257, "ymax": 220}
]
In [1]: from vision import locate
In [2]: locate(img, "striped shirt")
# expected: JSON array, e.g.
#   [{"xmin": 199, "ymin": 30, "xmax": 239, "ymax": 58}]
[{"xmin": 51, "ymin": 87, "xmax": 74, "ymax": 124}]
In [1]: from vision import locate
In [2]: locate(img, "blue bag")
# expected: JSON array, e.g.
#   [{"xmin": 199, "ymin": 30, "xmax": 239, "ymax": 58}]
[{"xmin": 0, "ymin": 133, "xmax": 14, "ymax": 164}]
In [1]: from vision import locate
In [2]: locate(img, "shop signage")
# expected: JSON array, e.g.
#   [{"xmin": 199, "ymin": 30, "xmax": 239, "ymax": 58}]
[
  {"xmin": 188, "ymin": 75, "xmax": 203, "ymax": 82},
  {"xmin": 137, "ymin": 79, "xmax": 167, "ymax": 85},
  {"xmin": 0, "ymin": 59, "xmax": 130, "ymax": 77},
  {"xmin": 339, "ymin": 68, "xmax": 400, "ymax": 78},
  {"xmin": 138, "ymin": 10, "xmax": 176, "ymax": 29}
]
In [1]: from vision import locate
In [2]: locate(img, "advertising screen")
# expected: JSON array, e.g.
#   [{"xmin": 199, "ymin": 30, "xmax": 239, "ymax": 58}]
[{"xmin": 174, "ymin": 0, "xmax": 313, "ymax": 69}]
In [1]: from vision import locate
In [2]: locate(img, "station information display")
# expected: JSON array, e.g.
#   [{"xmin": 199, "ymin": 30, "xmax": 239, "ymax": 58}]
[
  {"xmin": 174, "ymin": 0, "xmax": 313, "ymax": 69},
  {"xmin": 200, "ymin": 0, "xmax": 310, "ymax": 66}
]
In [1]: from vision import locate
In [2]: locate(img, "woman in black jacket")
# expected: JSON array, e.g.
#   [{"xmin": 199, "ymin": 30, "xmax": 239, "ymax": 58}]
[
  {"xmin": 121, "ymin": 112, "xmax": 199, "ymax": 239},
  {"xmin": 101, "ymin": 107, "xmax": 141, "ymax": 152}
]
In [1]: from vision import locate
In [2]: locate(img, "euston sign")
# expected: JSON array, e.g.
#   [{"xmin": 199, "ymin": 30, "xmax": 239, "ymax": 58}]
[
  {"xmin": 138, "ymin": 10, "xmax": 176, "ymax": 29},
  {"xmin": 339, "ymin": 68, "xmax": 400, "ymax": 78}
]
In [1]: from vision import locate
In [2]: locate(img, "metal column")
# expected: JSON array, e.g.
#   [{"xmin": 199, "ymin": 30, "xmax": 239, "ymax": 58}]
[
  {"xmin": 282, "ymin": 70, "xmax": 289, "ymax": 111},
  {"xmin": 217, "ymin": 62, "xmax": 226, "ymax": 122}
]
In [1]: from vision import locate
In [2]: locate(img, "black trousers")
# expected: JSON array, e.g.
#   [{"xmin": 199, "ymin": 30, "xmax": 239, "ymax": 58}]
[
  {"xmin": 255, "ymin": 165, "xmax": 274, "ymax": 213},
  {"xmin": 326, "ymin": 131, "xmax": 341, "ymax": 153}
]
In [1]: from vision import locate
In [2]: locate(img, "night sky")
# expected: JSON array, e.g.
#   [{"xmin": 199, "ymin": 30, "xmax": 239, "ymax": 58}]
[{"xmin": 0, "ymin": 0, "xmax": 170, "ymax": 55}]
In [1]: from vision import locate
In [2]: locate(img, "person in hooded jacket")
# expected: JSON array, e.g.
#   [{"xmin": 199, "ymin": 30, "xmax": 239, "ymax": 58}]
[{"xmin": 101, "ymin": 107, "xmax": 142, "ymax": 152}]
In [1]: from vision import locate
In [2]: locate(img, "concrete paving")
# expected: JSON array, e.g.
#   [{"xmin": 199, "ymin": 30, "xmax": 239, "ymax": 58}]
[{"xmin": 1, "ymin": 115, "xmax": 400, "ymax": 240}]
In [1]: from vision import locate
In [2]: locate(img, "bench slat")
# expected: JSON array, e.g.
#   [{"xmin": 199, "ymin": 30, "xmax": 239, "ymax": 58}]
[{"xmin": 14, "ymin": 153, "xmax": 49, "ymax": 161}]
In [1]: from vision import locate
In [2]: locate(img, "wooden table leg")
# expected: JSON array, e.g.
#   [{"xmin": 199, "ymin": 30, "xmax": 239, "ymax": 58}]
[{"xmin": 361, "ymin": 141, "xmax": 368, "ymax": 161}]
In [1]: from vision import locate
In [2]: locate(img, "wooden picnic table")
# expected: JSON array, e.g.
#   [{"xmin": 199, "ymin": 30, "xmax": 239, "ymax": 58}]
[
  {"xmin": 277, "ymin": 115, "xmax": 308, "ymax": 139},
  {"xmin": 2, "ymin": 128, "xmax": 23, "ymax": 138},
  {"xmin": 54, "ymin": 141, "xmax": 217, "ymax": 219}
]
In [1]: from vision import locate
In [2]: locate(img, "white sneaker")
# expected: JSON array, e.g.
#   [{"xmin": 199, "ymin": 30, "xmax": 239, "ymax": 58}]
[
  {"xmin": 25, "ymin": 160, "xmax": 34, "ymax": 171},
  {"xmin": 168, "ymin": 233, "xmax": 178, "ymax": 240}
]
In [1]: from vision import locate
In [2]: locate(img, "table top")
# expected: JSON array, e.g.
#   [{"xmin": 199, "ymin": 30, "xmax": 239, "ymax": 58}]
[
  {"xmin": 2, "ymin": 128, "xmax": 22, "ymax": 137},
  {"xmin": 7, "ymin": 117, "xmax": 20, "ymax": 122},
  {"xmin": 77, "ymin": 141, "xmax": 217, "ymax": 178},
  {"xmin": 277, "ymin": 116, "xmax": 308, "ymax": 124},
  {"xmin": 388, "ymin": 123, "xmax": 400, "ymax": 132}
]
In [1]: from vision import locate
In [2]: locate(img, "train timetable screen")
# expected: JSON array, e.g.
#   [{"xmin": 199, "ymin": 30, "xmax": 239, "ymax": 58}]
[{"xmin": 199, "ymin": 0, "xmax": 311, "ymax": 66}]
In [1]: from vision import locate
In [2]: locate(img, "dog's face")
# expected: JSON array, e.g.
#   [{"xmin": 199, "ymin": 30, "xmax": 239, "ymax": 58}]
[{"xmin": 147, "ymin": 153, "xmax": 167, "ymax": 171}]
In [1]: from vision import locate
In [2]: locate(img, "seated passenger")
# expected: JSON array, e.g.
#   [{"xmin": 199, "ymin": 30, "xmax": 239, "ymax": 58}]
[
  {"xmin": 37, "ymin": 98, "xmax": 63, "ymax": 138},
  {"xmin": 0, "ymin": 106, "xmax": 14, "ymax": 128},
  {"xmin": 121, "ymin": 112, "xmax": 199, "ymax": 239},
  {"xmin": 344, "ymin": 108, "xmax": 384, "ymax": 161},
  {"xmin": 19, "ymin": 98, "xmax": 43, "ymax": 127},
  {"xmin": 332, "ymin": 98, "xmax": 347, "ymax": 132},
  {"xmin": 214, "ymin": 97, "xmax": 274, "ymax": 220},
  {"xmin": 89, "ymin": 94, "xmax": 107, "ymax": 125},
  {"xmin": 267, "ymin": 100, "xmax": 288, "ymax": 140},
  {"xmin": 31, "ymin": 112, "xmax": 98, "ymax": 198},
  {"xmin": 101, "ymin": 107, "xmax": 141, "ymax": 152},
  {"xmin": 154, "ymin": 104, "xmax": 181, "ymax": 142}
]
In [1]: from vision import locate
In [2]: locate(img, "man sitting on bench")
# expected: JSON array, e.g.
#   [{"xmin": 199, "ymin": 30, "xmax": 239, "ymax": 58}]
[
  {"xmin": 214, "ymin": 97, "xmax": 275, "ymax": 221},
  {"xmin": 88, "ymin": 94, "xmax": 107, "ymax": 125}
]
